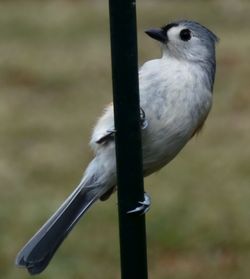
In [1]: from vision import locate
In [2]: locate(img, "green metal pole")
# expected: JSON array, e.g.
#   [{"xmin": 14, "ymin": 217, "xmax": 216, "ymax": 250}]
[{"xmin": 109, "ymin": 0, "xmax": 148, "ymax": 278}]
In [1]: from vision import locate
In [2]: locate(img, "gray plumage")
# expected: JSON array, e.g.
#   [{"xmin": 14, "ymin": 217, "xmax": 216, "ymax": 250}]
[
  {"xmin": 16, "ymin": 20, "xmax": 218, "ymax": 275},
  {"xmin": 163, "ymin": 20, "xmax": 218, "ymax": 91}
]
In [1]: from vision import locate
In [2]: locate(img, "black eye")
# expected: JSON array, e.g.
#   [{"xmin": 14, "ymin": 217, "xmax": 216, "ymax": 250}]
[{"xmin": 180, "ymin": 29, "xmax": 191, "ymax": 41}]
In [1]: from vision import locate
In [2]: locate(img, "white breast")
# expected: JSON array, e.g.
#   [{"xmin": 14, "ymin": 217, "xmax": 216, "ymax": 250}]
[
  {"xmin": 90, "ymin": 56, "xmax": 212, "ymax": 176},
  {"xmin": 139, "ymin": 57, "xmax": 212, "ymax": 174}
]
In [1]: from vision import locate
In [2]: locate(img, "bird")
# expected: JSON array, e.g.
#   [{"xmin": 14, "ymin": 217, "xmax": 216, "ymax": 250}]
[{"xmin": 16, "ymin": 20, "xmax": 218, "ymax": 275}]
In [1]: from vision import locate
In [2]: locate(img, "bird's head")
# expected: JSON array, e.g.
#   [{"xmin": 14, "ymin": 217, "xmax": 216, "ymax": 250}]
[{"xmin": 145, "ymin": 20, "xmax": 218, "ymax": 64}]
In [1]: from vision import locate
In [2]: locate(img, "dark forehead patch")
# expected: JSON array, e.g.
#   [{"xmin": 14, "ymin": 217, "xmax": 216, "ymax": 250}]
[{"xmin": 162, "ymin": 23, "xmax": 179, "ymax": 32}]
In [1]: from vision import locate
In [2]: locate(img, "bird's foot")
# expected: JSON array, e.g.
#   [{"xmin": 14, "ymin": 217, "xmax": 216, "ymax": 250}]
[
  {"xmin": 127, "ymin": 192, "xmax": 151, "ymax": 215},
  {"xmin": 107, "ymin": 107, "xmax": 148, "ymax": 131},
  {"xmin": 140, "ymin": 107, "xmax": 148, "ymax": 130}
]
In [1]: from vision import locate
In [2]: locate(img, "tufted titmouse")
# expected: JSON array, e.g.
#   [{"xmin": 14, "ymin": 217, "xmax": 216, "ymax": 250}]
[{"xmin": 16, "ymin": 20, "xmax": 218, "ymax": 274}]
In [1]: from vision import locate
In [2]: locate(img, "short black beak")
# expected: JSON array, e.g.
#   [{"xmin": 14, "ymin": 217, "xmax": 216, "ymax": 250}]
[{"xmin": 145, "ymin": 28, "xmax": 167, "ymax": 43}]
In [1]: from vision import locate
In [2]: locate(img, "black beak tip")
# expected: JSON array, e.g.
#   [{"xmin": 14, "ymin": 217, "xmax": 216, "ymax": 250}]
[
  {"xmin": 144, "ymin": 29, "xmax": 151, "ymax": 36},
  {"xmin": 144, "ymin": 28, "xmax": 155, "ymax": 37},
  {"xmin": 144, "ymin": 28, "xmax": 167, "ymax": 43}
]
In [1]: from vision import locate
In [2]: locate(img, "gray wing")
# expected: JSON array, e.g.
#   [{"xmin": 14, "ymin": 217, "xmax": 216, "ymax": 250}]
[{"xmin": 90, "ymin": 104, "xmax": 147, "ymax": 150}]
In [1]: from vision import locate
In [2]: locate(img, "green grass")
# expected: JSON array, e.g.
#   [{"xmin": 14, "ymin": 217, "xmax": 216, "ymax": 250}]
[{"xmin": 1, "ymin": 1, "xmax": 250, "ymax": 278}]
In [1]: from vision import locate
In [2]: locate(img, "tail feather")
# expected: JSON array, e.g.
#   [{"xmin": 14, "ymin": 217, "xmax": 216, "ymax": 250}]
[{"xmin": 16, "ymin": 177, "xmax": 106, "ymax": 275}]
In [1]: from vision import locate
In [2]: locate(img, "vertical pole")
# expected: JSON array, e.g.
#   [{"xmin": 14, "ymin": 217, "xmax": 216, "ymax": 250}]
[{"xmin": 109, "ymin": 0, "xmax": 148, "ymax": 279}]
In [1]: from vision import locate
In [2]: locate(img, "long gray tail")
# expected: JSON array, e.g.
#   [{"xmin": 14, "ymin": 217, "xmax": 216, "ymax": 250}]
[{"xmin": 15, "ymin": 164, "xmax": 108, "ymax": 275}]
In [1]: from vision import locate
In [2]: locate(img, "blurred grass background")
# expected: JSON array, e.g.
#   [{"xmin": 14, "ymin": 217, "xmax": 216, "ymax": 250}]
[{"xmin": 0, "ymin": 0, "xmax": 250, "ymax": 278}]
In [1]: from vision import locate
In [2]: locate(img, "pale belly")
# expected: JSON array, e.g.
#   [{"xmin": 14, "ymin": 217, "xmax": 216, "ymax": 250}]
[{"xmin": 140, "ymin": 88, "xmax": 211, "ymax": 176}]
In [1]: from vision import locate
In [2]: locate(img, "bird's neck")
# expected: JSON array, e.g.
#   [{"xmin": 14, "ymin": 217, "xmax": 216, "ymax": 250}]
[{"xmin": 161, "ymin": 51, "xmax": 216, "ymax": 92}]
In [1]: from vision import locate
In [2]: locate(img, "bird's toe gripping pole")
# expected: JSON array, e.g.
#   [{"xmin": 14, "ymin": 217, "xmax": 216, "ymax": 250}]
[{"xmin": 127, "ymin": 192, "xmax": 151, "ymax": 215}]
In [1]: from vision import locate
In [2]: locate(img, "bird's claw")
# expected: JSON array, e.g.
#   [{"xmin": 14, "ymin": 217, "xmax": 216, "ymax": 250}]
[
  {"xmin": 140, "ymin": 107, "xmax": 148, "ymax": 130},
  {"xmin": 127, "ymin": 192, "xmax": 151, "ymax": 215},
  {"xmin": 97, "ymin": 108, "xmax": 147, "ymax": 145}
]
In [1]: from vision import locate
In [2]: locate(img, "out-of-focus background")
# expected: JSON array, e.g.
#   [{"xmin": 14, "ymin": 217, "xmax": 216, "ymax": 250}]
[{"xmin": 1, "ymin": 0, "xmax": 250, "ymax": 278}]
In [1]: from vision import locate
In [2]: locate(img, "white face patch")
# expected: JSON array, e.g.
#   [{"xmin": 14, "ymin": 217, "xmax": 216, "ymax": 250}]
[
  {"xmin": 164, "ymin": 25, "xmax": 193, "ymax": 58},
  {"xmin": 164, "ymin": 25, "xmax": 209, "ymax": 62},
  {"xmin": 167, "ymin": 25, "xmax": 187, "ymax": 42}
]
